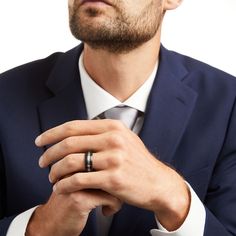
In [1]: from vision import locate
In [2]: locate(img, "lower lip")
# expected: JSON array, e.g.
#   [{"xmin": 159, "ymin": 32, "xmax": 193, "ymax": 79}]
[{"xmin": 82, "ymin": 1, "xmax": 110, "ymax": 7}]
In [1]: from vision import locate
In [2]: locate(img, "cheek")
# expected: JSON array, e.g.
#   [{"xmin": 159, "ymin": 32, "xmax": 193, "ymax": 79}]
[
  {"xmin": 125, "ymin": 1, "xmax": 156, "ymax": 17},
  {"xmin": 68, "ymin": 0, "xmax": 76, "ymax": 17},
  {"xmin": 68, "ymin": 0, "xmax": 74, "ymax": 7}
]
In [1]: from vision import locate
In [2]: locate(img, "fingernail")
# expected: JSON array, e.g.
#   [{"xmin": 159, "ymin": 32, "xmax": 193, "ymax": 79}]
[
  {"xmin": 35, "ymin": 135, "xmax": 41, "ymax": 146},
  {"xmin": 38, "ymin": 156, "xmax": 44, "ymax": 168}
]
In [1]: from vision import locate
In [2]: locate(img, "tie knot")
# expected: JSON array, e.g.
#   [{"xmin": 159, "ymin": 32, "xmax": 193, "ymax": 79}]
[{"xmin": 104, "ymin": 106, "xmax": 138, "ymax": 129}]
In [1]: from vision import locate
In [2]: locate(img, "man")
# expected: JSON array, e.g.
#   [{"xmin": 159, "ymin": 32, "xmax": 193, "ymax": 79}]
[{"xmin": 0, "ymin": 0, "xmax": 236, "ymax": 235}]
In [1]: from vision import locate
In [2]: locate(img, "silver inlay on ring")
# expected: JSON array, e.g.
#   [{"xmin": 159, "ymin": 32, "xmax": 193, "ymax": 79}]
[{"xmin": 84, "ymin": 151, "xmax": 93, "ymax": 172}]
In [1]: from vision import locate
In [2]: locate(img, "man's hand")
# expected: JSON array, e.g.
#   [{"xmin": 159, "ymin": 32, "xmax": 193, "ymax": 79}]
[
  {"xmin": 36, "ymin": 119, "xmax": 190, "ymax": 231},
  {"xmin": 26, "ymin": 190, "xmax": 121, "ymax": 236}
]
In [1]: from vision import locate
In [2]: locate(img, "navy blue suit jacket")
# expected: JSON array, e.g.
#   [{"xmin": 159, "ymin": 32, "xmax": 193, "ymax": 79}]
[{"xmin": 1, "ymin": 45, "xmax": 236, "ymax": 235}]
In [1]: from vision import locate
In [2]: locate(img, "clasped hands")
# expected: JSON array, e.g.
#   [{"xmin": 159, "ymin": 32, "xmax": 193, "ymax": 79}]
[{"xmin": 31, "ymin": 119, "xmax": 190, "ymax": 235}]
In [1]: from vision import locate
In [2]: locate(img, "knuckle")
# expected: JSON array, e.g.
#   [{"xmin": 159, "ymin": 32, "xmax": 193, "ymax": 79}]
[
  {"xmin": 107, "ymin": 120, "xmax": 125, "ymax": 131},
  {"xmin": 108, "ymin": 150, "xmax": 124, "ymax": 167},
  {"xmin": 65, "ymin": 121, "xmax": 79, "ymax": 135},
  {"xmin": 68, "ymin": 191, "xmax": 94, "ymax": 214},
  {"xmin": 109, "ymin": 171, "xmax": 123, "ymax": 190},
  {"xmin": 66, "ymin": 154, "xmax": 77, "ymax": 169},
  {"xmin": 69, "ymin": 192, "xmax": 84, "ymax": 207},
  {"xmin": 72, "ymin": 173, "xmax": 82, "ymax": 186},
  {"xmin": 112, "ymin": 198, "xmax": 122, "ymax": 212},
  {"xmin": 63, "ymin": 137, "xmax": 76, "ymax": 150},
  {"xmin": 108, "ymin": 131, "xmax": 125, "ymax": 148}
]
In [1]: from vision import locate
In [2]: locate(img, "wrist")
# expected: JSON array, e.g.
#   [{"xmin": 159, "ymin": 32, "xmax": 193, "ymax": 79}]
[
  {"xmin": 25, "ymin": 205, "xmax": 70, "ymax": 236},
  {"xmin": 153, "ymin": 172, "xmax": 191, "ymax": 231},
  {"xmin": 25, "ymin": 204, "xmax": 63, "ymax": 236},
  {"xmin": 25, "ymin": 205, "xmax": 47, "ymax": 236},
  {"xmin": 25, "ymin": 198, "xmax": 88, "ymax": 236}
]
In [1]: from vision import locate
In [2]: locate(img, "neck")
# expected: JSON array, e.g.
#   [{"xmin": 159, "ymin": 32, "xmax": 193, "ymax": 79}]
[{"xmin": 83, "ymin": 31, "xmax": 161, "ymax": 102}]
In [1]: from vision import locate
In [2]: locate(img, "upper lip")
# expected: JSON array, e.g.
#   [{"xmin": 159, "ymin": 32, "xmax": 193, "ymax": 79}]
[{"xmin": 80, "ymin": 0, "xmax": 112, "ymax": 6}]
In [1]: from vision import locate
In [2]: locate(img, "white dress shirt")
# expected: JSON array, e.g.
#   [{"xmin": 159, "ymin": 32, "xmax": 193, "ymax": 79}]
[{"xmin": 6, "ymin": 52, "xmax": 206, "ymax": 236}]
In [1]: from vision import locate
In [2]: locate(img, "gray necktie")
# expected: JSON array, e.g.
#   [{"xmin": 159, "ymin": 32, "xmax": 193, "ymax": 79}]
[
  {"xmin": 96, "ymin": 106, "xmax": 138, "ymax": 236},
  {"xmin": 104, "ymin": 106, "xmax": 139, "ymax": 129}
]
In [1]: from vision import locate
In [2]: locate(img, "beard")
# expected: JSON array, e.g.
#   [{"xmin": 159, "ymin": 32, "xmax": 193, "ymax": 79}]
[{"xmin": 69, "ymin": 1, "xmax": 163, "ymax": 54}]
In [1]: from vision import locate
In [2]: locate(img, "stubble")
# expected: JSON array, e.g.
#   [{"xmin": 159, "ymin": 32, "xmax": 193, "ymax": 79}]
[{"xmin": 69, "ymin": 0, "xmax": 163, "ymax": 54}]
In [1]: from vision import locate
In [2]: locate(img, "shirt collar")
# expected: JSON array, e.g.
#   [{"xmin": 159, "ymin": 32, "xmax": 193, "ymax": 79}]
[{"xmin": 79, "ymin": 52, "xmax": 158, "ymax": 119}]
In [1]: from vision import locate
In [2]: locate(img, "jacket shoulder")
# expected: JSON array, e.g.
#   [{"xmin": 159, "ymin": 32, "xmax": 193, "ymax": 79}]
[
  {"xmin": 169, "ymin": 49, "xmax": 236, "ymax": 83},
  {"xmin": 0, "ymin": 52, "xmax": 63, "ymax": 84}
]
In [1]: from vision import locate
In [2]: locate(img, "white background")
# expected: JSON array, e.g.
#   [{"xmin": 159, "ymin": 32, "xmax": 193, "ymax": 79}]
[{"xmin": 0, "ymin": 0, "xmax": 236, "ymax": 76}]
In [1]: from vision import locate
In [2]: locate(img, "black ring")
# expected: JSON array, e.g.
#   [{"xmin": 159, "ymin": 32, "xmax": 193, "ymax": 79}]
[{"xmin": 84, "ymin": 151, "xmax": 93, "ymax": 172}]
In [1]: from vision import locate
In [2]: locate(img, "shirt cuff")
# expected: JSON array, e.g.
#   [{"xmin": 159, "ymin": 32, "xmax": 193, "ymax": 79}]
[
  {"xmin": 6, "ymin": 206, "xmax": 38, "ymax": 236},
  {"xmin": 150, "ymin": 183, "xmax": 206, "ymax": 236}
]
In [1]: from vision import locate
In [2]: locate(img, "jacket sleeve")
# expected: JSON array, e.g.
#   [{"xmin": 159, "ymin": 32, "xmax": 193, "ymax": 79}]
[
  {"xmin": 0, "ymin": 216, "xmax": 15, "ymax": 236},
  {"xmin": 0, "ymin": 145, "xmax": 15, "ymax": 236},
  {"xmin": 204, "ymin": 100, "xmax": 236, "ymax": 235}
]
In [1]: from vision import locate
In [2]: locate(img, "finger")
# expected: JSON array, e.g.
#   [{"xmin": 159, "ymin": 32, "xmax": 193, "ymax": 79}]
[
  {"xmin": 35, "ymin": 119, "xmax": 125, "ymax": 147},
  {"xmin": 49, "ymin": 152, "xmax": 107, "ymax": 183},
  {"xmin": 39, "ymin": 133, "xmax": 108, "ymax": 168},
  {"xmin": 38, "ymin": 127, "xmax": 129, "ymax": 168},
  {"xmin": 49, "ymin": 150, "xmax": 121, "ymax": 183},
  {"xmin": 102, "ymin": 204, "xmax": 122, "ymax": 216},
  {"xmin": 87, "ymin": 190, "xmax": 122, "ymax": 216},
  {"xmin": 74, "ymin": 190, "xmax": 122, "ymax": 216},
  {"xmin": 53, "ymin": 171, "xmax": 110, "ymax": 194},
  {"xmin": 49, "ymin": 153, "xmax": 83, "ymax": 183},
  {"xmin": 100, "ymin": 198, "xmax": 122, "ymax": 216}
]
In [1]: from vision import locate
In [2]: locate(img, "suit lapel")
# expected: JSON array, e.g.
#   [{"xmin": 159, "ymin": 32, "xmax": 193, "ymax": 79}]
[
  {"xmin": 109, "ymin": 46, "xmax": 198, "ymax": 235},
  {"xmin": 140, "ymin": 46, "xmax": 198, "ymax": 164},
  {"xmin": 38, "ymin": 80, "xmax": 87, "ymax": 132},
  {"xmin": 38, "ymin": 45, "xmax": 87, "ymax": 133}
]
